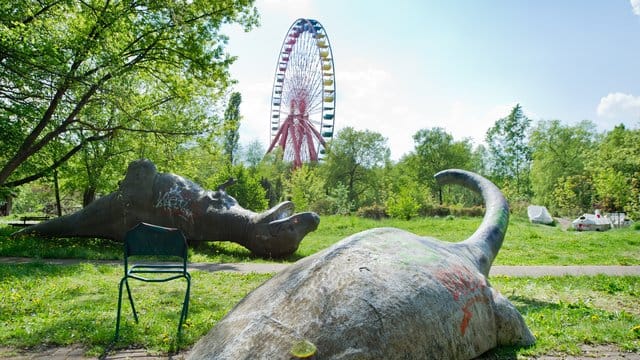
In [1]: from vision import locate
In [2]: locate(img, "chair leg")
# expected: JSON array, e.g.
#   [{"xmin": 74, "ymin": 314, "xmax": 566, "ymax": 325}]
[
  {"xmin": 115, "ymin": 277, "xmax": 127, "ymax": 341},
  {"xmin": 124, "ymin": 278, "xmax": 139, "ymax": 323},
  {"xmin": 177, "ymin": 276, "xmax": 191, "ymax": 339}
]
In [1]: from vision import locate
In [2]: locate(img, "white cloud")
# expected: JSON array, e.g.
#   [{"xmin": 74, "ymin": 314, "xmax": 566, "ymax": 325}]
[
  {"xmin": 596, "ymin": 93, "xmax": 640, "ymax": 122},
  {"xmin": 439, "ymin": 102, "xmax": 521, "ymax": 146},
  {"xmin": 631, "ymin": 0, "xmax": 640, "ymax": 16},
  {"xmin": 237, "ymin": 81, "xmax": 273, "ymax": 146},
  {"xmin": 334, "ymin": 58, "xmax": 424, "ymax": 159}
]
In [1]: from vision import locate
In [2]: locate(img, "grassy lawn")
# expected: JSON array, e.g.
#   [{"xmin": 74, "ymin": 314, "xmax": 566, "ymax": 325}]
[
  {"xmin": 2, "ymin": 214, "xmax": 639, "ymax": 265},
  {"xmin": 0, "ymin": 263, "xmax": 638, "ymax": 357},
  {"xmin": 490, "ymin": 275, "xmax": 640, "ymax": 357},
  {"xmin": 0, "ymin": 215, "xmax": 639, "ymax": 357},
  {"xmin": 0, "ymin": 262, "xmax": 272, "ymax": 356}
]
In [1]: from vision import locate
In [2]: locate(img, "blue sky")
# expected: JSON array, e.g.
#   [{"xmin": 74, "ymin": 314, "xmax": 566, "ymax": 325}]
[{"xmin": 224, "ymin": 0, "xmax": 640, "ymax": 160}]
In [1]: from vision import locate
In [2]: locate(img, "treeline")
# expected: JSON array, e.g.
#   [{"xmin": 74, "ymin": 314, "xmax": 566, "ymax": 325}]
[
  {"xmin": 7, "ymin": 103, "xmax": 640, "ymax": 222},
  {"xmin": 1, "ymin": 2, "xmax": 638, "ymax": 220}
]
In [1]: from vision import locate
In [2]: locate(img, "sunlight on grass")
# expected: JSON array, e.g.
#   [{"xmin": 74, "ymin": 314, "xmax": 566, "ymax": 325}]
[
  {"xmin": 0, "ymin": 263, "xmax": 272, "ymax": 355},
  {"xmin": 490, "ymin": 275, "xmax": 640, "ymax": 356},
  {"xmin": 1, "ymin": 262, "xmax": 638, "ymax": 357}
]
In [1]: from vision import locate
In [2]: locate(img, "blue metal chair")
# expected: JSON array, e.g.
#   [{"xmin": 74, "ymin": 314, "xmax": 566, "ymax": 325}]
[{"xmin": 115, "ymin": 222, "xmax": 191, "ymax": 341}]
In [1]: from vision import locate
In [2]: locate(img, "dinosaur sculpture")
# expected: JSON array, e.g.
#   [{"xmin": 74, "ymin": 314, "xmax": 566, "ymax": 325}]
[
  {"xmin": 188, "ymin": 169, "xmax": 534, "ymax": 359},
  {"xmin": 16, "ymin": 159, "xmax": 319, "ymax": 258}
]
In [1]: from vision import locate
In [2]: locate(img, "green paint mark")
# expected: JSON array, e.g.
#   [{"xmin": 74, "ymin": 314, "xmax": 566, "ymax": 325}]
[{"xmin": 362, "ymin": 233, "xmax": 442, "ymax": 267}]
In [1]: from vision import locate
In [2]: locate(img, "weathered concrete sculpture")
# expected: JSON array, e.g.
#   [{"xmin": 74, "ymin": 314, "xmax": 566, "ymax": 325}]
[
  {"xmin": 16, "ymin": 159, "xmax": 319, "ymax": 258},
  {"xmin": 188, "ymin": 169, "xmax": 534, "ymax": 360}
]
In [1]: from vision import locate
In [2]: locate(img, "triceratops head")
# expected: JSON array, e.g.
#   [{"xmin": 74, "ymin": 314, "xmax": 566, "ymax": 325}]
[{"xmin": 243, "ymin": 201, "xmax": 320, "ymax": 258}]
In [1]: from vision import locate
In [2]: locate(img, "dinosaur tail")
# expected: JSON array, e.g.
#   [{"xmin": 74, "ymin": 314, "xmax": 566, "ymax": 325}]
[
  {"xmin": 434, "ymin": 169, "xmax": 509, "ymax": 276},
  {"xmin": 12, "ymin": 193, "xmax": 124, "ymax": 240}
]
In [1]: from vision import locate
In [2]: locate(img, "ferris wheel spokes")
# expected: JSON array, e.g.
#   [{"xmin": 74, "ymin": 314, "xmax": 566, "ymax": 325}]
[{"xmin": 267, "ymin": 18, "xmax": 335, "ymax": 167}]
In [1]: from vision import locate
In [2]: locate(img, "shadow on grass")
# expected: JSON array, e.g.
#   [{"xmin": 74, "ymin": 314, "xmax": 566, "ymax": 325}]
[
  {"xmin": 2, "ymin": 224, "xmax": 305, "ymax": 264},
  {"xmin": 509, "ymin": 294, "xmax": 562, "ymax": 312},
  {"xmin": 190, "ymin": 240, "xmax": 306, "ymax": 262},
  {"xmin": 0, "ymin": 262, "xmax": 96, "ymax": 280},
  {"xmin": 1, "ymin": 226, "xmax": 122, "ymax": 260},
  {"xmin": 474, "ymin": 347, "xmax": 518, "ymax": 359}
]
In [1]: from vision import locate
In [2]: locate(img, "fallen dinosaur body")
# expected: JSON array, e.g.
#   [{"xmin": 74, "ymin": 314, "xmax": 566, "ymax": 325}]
[
  {"xmin": 188, "ymin": 169, "xmax": 534, "ymax": 359},
  {"xmin": 16, "ymin": 159, "xmax": 319, "ymax": 258}
]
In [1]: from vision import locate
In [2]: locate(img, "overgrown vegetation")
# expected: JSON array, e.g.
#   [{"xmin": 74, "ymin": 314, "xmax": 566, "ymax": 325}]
[{"xmin": 2, "ymin": 3, "xmax": 638, "ymax": 358}]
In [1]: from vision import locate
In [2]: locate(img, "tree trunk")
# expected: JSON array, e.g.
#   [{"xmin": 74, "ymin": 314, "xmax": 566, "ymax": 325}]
[
  {"xmin": 54, "ymin": 170, "xmax": 62, "ymax": 216},
  {"xmin": 83, "ymin": 186, "xmax": 96, "ymax": 207}
]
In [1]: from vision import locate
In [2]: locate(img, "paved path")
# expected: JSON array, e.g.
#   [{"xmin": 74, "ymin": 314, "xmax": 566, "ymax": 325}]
[
  {"xmin": 2, "ymin": 257, "xmax": 640, "ymax": 359},
  {"xmin": 2, "ymin": 256, "xmax": 640, "ymax": 277}
]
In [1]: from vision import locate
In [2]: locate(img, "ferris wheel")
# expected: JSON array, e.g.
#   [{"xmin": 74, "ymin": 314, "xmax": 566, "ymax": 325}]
[{"xmin": 266, "ymin": 18, "xmax": 336, "ymax": 168}]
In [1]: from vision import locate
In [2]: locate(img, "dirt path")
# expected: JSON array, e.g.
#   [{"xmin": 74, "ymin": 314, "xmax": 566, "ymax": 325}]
[{"xmin": 3, "ymin": 257, "xmax": 640, "ymax": 276}]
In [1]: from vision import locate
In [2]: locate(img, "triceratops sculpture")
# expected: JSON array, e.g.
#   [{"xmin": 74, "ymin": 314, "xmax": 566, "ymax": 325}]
[{"xmin": 16, "ymin": 159, "xmax": 319, "ymax": 258}]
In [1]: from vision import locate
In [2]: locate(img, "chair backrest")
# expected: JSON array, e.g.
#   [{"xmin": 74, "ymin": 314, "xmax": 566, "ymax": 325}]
[{"xmin": 124, "ymin": 222, "xmax": 187, "ymax": 260}]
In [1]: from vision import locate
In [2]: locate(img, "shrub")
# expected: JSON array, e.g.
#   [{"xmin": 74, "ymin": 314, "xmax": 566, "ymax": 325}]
[
  {"xmin": 451, "ymin": 205, "xmax": 485, "ymax": 217},
  {"xmin": 386, "ymin": 191, "xmax": 420, "ymax": 220},
  {"xmin": 420, "ymin": 204, "xmax": 450, "ymax": 217},
  {"xmin": 356, "ymin": 204, "xmax": 388, "ymax": 219}
]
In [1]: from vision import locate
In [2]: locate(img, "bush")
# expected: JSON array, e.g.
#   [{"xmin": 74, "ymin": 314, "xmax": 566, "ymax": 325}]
[
  {"xmin": 386, "ymin": 191, "xmax": 420, "ymax": 220},
  {"xmin": 309, "ymin": 198, "xmax": 334, "ymax": 215},
  {"xmin": 419, "ymin": 204, "xmax": 485, "ymax": 217},
  {"xmin": 356, "ymin": 204, "xmax": 388, "ymax": 219},
  {"xmin": 450, "ymin": 205, "xmax": 485, "ymax": 217},
  {"xmin": 420, "ymin": 204, "xmax": 450, "ymax": 217}
]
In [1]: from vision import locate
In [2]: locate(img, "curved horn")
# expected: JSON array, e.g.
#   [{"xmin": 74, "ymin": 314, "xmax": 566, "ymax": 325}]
[{"xmin": 434, "ymin": 169, "xmax": 509, "ymax": 276}]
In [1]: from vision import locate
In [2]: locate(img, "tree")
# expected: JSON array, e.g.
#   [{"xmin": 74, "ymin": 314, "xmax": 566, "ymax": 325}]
[
  {"xmin": 0, "ymin": 0, "xmax": 258, "ymax": 190},
  {"xmin": 405, "ymin": 127, "xmax": 475, "ymax": 189},
  {"xmin": 243, "ymin": 139, "xmax": 265, "ymax": 169},
  {"xmin": 552, "ymin": 174, "xmax": 595, "ymax": 216},
  {"xmin": 256, "ymin": 147, "xmax": 289, "ymax": 207},
  {"xmin": 587, "ymin": 125, "xmax": 640, "ymax": 216},
  {"xmin": 222, "ymin": 165, "xmax": 268, "ymax": 212},
  {"xmin": 395, "ymin": 127, "xmax": 478, "ymax": 208},
  {"xmin": 285, "ymin": 164, "xmax": 325, "ymax": 212},
  {"xmin": 222, "ymin": 92, "xmax": 242, "ymax": 166},
  {"xmin": 323, "ymin": 127, "xmax": 390, "ymax": 210},
  {"xmin": 529, "ymin": 120, "xmax": 596, "ymax": 213},
  {"xmin": 485, "ymin": 104, "xmax": 532, "ymax": 200}
]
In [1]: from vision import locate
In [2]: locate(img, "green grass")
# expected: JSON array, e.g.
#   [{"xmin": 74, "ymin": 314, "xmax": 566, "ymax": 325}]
[
  {"xmin": 1, "ymin": 214, "xmax": 639, "ymax": 357},
  {"xmin": 490, "ymin": 275, "xmax": 640, "ymax": 356},
  {"xmin": 497, "ymin": 217, "xmax": 640, "ymax": 265},
  {"xmin": 2, "ymin": 214, "xmax": 639, "ymax": 265},
  {"xmin": 0, "ymin": 262, "xmax": 638, "ymax": 357},
  {"xmin": 0, "ymin": 262, "xmax": 271, "ymax": 355},
  {"xmin": 296, "ymin": 215, "xmax": 640, "ymax": 265}
]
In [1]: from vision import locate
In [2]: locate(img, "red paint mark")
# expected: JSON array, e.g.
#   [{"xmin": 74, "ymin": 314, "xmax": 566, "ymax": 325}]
[
  {"xmin": 460, "ymin": 305, "xmax": 473, "ymax": 334},
  {"xmin": 435, "ymin": 264, "xmax": 489, "ymax": 335},
  {"xmin": 459, "ymin": 295, "xmax": 489, "ymax": 335}
]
